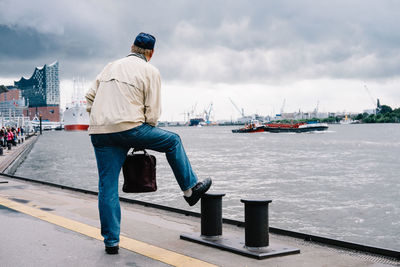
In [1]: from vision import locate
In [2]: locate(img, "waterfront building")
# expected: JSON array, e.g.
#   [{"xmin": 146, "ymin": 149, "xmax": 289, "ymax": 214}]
[
  {"xmin": 0, "ymin": 85, "xmax": 28, "ymax": 117},
  {"xmin": 278, "ymin": 111, "xmax": 329, "ymax": 120},
  {"xmin": 14, "ymin": 61, "xmax": 60, "ymax": 122},
  {"xmin": 0, "ymin": 85, "xmax": 30, "ymax": 128}
]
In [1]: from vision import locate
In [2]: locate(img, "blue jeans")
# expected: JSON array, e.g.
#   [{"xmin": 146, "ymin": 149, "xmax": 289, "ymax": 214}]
[{"xmin": 90, "ymin": 123, "xmax": 198, "ymax": 247}]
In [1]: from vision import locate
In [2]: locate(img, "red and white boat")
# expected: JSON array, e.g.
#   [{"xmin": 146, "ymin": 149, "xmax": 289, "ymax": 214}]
[
  {"xmin": 63, "ymin": 78, "xmax": 89, "ymax": 131},
  {"xmin": 63, "ymin": 101, "xmax": 89, "ymax": 131}
]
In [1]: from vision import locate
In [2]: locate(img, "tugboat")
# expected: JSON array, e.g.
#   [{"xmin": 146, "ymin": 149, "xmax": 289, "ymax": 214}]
[{"xmin": 232, "ymin": 120, "xmax": 265, "ymax": 133}]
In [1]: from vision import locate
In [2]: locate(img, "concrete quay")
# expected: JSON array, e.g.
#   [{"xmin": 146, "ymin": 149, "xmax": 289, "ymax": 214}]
[
  {"xmin": 0, "ymin": 137, "xmax": 399, "ymax": 266},
  {"xmin": 0, "ymin": 134, "xmax": 38, "ymax": 174}
]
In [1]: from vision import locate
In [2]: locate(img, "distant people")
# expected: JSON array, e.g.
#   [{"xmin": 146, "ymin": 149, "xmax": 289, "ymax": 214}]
[
  {"xmin": 86, "ymin": 32, "xmax": 211, "ymax": 255},
  {"xmin": 0, "ymin": 128, "xmax": 4, "ymax": 147},
  {"xmin": 12, "ymin": 128, "xmax": 17, "ymax": 145},
  {"xmin": 3, "ymin": 129, "xmax": 6, "ymax": 146},
  {"xmin": 6, "ymin": 128, "xmax": 13, "ymax": 146}
]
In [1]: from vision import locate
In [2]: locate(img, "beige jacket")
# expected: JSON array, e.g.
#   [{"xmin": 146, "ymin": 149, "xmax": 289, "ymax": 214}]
[{"xmin": 85, "ymin": 54, "xmax": 161, "ymax": 134}]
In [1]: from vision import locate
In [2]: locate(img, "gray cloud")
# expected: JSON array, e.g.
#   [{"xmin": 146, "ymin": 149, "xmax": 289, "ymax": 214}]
[{"xmin": 1, "ymin": 0, "xmax": 399, "ymax": 84}]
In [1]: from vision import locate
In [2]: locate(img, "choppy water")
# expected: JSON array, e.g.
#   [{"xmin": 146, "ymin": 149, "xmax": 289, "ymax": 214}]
[{"xmin": 15, "ymin": 124, "xmax": 400, "ymax": 250}]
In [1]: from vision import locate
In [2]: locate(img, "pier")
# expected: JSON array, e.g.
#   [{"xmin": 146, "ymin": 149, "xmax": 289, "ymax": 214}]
[
  {"xmin": 0, "ymin": 136, "xmax": 399, "ymax": 266},
  {"xmin": 0, "ymin": 134, "xmax": 37, "ymax": 174}
]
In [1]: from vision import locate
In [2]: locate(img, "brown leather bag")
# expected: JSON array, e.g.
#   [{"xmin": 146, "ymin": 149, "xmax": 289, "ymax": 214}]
[{"xmin": 122, "ymin": 149, "xmax": 157, "ymax": 193}]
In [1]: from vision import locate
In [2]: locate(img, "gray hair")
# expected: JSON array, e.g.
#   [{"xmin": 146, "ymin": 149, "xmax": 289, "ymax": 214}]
[{"xmin": 131, "ymin": 45, "xmax": 153, "ymax": 57}]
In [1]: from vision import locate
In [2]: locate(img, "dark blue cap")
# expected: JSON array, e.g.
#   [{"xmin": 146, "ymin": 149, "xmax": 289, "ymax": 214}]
[{"xmin": 134, "ymin": 32, "xmax": 156, "ymax": 50}]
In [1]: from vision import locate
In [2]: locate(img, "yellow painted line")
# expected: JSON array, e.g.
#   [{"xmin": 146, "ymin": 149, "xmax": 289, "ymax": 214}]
[{"xmin": 0, "ymin": 196, "xmax": 218, "ymax": 267}]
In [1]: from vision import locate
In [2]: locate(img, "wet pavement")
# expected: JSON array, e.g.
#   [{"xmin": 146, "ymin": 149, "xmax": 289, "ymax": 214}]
[{"xmin": 0, "ymin": 203, "xmax": 171, "ymax": 267}]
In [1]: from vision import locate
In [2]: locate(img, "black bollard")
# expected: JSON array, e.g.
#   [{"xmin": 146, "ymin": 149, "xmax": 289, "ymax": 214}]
[
  {"xmin": 201, "ymin": 193, "xmax": 225, "ymax": 239},
  {"xmin": 39, "ymin": 115, "xmax": 42, "ymax": 135},
  {"xmin": 7, "ymin": 142, "xmax": 11, "ymax": 150},
  {"xmin": 240, "ymin": 199, "xmax": 272, "ymax": 248},
  {"xmin": 0, "ymin": 146, "xmax": 3, "ymax": 156},
  {"xmin": 181, "ymin": 197, "xmax": 300, "ymax": 259}
]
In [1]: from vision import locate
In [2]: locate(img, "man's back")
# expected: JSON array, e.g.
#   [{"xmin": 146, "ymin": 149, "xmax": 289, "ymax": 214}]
[
  {"xmin": 87, "ymin": 55, "xmax": 161, "ymax": 134},
  {"xmin": 97, "ymin": 55, "xmax": 159, "ymax": 89}
]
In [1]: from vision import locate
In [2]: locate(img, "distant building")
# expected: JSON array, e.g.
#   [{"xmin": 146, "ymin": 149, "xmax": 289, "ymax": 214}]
[
  {"xmin": 0, "ymin": 85, "xmax": 28, "ymax": 117},
  {"xmin": 14, "ymin": 61, "xmax": 60, "ymax": 121}
]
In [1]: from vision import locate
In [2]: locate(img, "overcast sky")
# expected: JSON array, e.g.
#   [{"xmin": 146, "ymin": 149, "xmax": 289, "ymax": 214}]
[{"xmin": 1, "ymin": 0, "xmax": 399, "ymax": 120}]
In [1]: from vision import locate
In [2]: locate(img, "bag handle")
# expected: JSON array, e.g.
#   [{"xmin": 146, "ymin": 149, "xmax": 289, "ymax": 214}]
[{"xmin": 130, "ymin": 148, "xmax": 149, "ymax": 156}]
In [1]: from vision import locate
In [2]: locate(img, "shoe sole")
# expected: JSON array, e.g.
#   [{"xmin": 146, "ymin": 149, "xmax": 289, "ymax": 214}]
[{"xmin": 186, "ymin": 179, "xmax": 212, "ymax": 206}]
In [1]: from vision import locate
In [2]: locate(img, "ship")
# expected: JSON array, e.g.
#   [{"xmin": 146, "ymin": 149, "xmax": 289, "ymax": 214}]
[
  {"xmin": 232, "ymin": 121, "xmax": 328, "ymax": 133},
  {"xmin": 63, "ymin": 102, "xmax": 89, "ymax": 131},
  {"xmin": 189, "ymin": 117, "xmax": 205, "ymax": 126},
  {"xmin": 264, "ymin": 122, "xmax": 328, "ymax": 133},
  {"xmin": 63, "ymin": 78, "xmax": 89, "ymax": 131}
]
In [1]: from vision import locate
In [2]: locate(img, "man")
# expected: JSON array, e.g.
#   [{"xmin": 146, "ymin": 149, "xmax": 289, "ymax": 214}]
[{"xmin": 86, "ymin": 32, "xmax": 211, "ymax": 255}]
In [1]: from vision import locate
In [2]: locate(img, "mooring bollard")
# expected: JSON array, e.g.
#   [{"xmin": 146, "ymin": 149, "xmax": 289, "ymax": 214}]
[
  {"xmin": 240, "ymin": 199, "xmax": 272, "ymax": 248},
  {"xmin": 181, "ymin": 196, "xmax": 299, "ymax": 259},
  {"xmin": 201, "ymin": 193, "xmax": 225, "ymax": 239}
]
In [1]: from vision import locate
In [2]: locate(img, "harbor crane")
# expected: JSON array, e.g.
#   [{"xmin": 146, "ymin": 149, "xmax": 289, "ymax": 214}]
[
  {"xmin": 280, "ymin": 98, "xmax": 286, "ymax": 115},
  {"xmin": 191, "ymin": 102, "xmax": 198, "ymax": 117},
  {"xmin": 364, "ymin": 85, "xmax": 376, "ymax": 107},
  {"xmin": 229, "ymin": 98, "xmax": 245, "ymax": 117},
  {"xmin": 181, "ymin": 102, "xmax": 198, "ymax": 123},
  {"xmin": 314, "ymin": 100, "xmax": 319, "ymax": 115},
  {"xmin": 204, "ymin": 102, "xmax": 213, "ymax": 124},
  {"xmin": 364, "ymin": 85, "xmax": 379, "ymax": 114},
  {"xmin": 181, "ymin": 111, "xmax": 190, "ymax": 123}
]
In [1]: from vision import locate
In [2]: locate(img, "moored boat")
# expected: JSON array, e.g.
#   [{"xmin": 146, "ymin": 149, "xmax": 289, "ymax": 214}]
[
  {"xmin": 63, "ymin": 102, "xmax": 89, "ymax": 131},
  {"xmin": 63, "ymin": 78, "xmax": 89, "ymax": 131}
]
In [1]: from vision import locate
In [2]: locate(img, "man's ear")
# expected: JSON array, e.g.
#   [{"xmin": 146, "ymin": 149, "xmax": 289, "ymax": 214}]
[{"xmin": 148, "ymin": 50, "xmax": 154, "ymax": 61}]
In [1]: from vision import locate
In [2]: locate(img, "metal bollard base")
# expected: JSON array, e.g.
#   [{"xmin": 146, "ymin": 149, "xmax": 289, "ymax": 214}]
[
  {"xmin": 180, "ymin": 233, "xmax": 300, "ymax": 260},
  {"xmin": 200, "ymin": 235, "xmax": 221, "ymax": 241}
]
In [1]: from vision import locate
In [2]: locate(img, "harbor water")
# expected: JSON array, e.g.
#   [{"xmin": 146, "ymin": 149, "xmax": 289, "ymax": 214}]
[{"xmin": 15, "ymin": 124, "xmax": 400, "ymax": 251}]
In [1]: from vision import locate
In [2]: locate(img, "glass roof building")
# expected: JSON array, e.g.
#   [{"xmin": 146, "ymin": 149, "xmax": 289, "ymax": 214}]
[{"xmin": 14, "ymin": 61, "xmax": 60, "ymax": 107}]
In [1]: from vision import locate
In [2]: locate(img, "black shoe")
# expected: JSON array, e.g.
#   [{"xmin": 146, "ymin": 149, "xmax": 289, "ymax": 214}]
[
  {"xmin": 184, "ymin": 178, "xmax": 212, "ymax": 206},
  {"xmin": 105, "ymin": 245, "xmax": 119, "ymax": 254}
]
